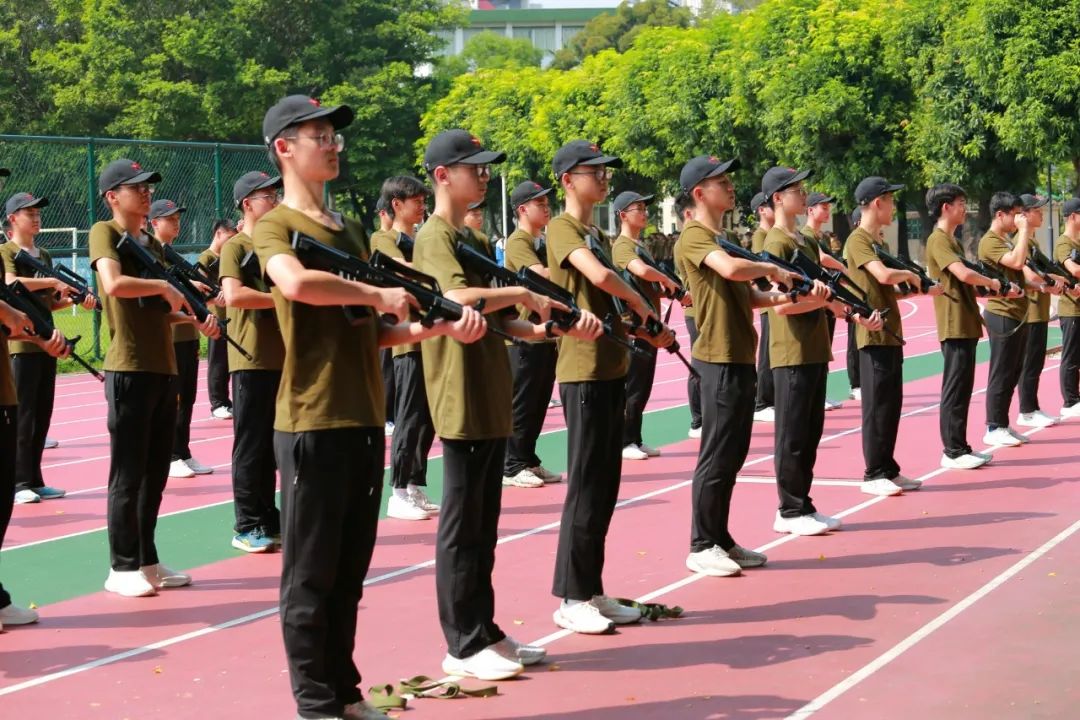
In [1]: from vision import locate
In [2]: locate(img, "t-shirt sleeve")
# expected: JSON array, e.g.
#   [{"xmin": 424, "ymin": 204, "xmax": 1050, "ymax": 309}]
[
  {"xmin": 763, "ymin": 232, "xmax": 792, "ymax": 258},
  {"xmin": 218, "ymin": 239, "xmax": 244, "ymax": 281},
  {"xmin": 423, "ymin": 226, "xmax": 469, "ymax": 293},
  {"xmin": 0, "ymin": 244, "xmax": 16, "ymax": 276},
  {"xmin": 927, "ymin": 235, "xmax": 960, "ymax": 279},
  {"xmin": 847, "ymin": 233, "xmax": 877, "ymax": 271},
  {"xmin": 252, "ymin": 214, "xmax": 295, "ymax": 268},
  {"xmin": 547, "ymin": 217, "xmax": 586, "ymax": 269},
  {"xmin": 371, "ymin": 232, "xmax": 404, "ymax": 260},
  {"xmin": 978, "ymin": 235, "xmax": 1008, "ymax": 265},
  {"xmin": 504, "ymin": 235, "xmax": 541, "ymax": 271},
  {"xmin": 681, "ymin": 227, "xmax": 716, "ymax": 270},
  {"xmin": 611, "ymin": 238, "xmax": 636, "ymax": 271},
  {"xmin": 1054, "ymin": 238, "xmax": 1071, "ymax": 264},
  {"xmin": 88, "ymin": 222, "xmax": 120, "ymax": 270}
]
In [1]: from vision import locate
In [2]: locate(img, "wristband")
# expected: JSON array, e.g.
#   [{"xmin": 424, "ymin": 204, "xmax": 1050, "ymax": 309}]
[{"xmin": 544, "ymin": 320, "xmax": 557, "ymax": 338}]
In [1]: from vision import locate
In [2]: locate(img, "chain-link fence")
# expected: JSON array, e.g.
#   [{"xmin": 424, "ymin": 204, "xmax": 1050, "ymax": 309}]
[{"xmin": 1, "ymin": 134, "xmax": 274, "ymax": 369}]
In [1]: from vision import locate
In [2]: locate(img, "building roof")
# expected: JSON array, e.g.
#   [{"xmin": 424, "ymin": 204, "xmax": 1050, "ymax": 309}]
[{"xmin": 468, "ymin": 8, "xmax": 612, "ymax": 24}]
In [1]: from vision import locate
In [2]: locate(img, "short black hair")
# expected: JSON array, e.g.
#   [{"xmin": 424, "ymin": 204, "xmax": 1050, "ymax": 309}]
[
  {"xmin": 990, "ymin": 191, "xmax": 1021, "ymax": 217},
  {"xmin": 673, "ymin": 191, "xmax": 691, "ymax": 218},
  {"xmin": 926, "ymin": 183, "xmax": 966, "ymax": 221},
  {"xmin": 379, "ymin": 175, "xmax": 429, "ymax": 219},
  {"xmin": 212, "ymin": 218, "xmax": 237, "ymax": 236}
]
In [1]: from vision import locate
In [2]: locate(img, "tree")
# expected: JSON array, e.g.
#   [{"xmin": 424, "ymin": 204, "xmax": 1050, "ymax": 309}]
[
  {"xmin": 438, "ymin": 30, "xmax": 543, "ymax": 78},
  {"xmin": 550, "ymin": 0, "xmax": 692, "ymax": 70}
]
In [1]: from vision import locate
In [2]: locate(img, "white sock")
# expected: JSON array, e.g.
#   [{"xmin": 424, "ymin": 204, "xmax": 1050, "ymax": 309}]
[
  {"xmin": 407, "ymin": 483, "xmax": 420, "ymax": 494},
  {"xmin": 393, "ymin": 487, "xmax": 409, "ymax": 499},
  {"xmin": 562, "ymin": 598, "xmax": 583, "ymax": 609}
]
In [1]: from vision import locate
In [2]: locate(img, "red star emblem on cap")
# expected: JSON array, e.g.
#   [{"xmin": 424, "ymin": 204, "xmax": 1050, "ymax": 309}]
[
  {"xmin": 309, "ymin": 98, "xmax": 321, "ymax": 106},
  {"xmin": 533, "ymin": 183, "xmax": 541, "ymax": 190},
  {"xmin": 166, "ymin": 201, "xmax": 174, "ymax": 208},
  {"xmin": 470, "ymin": 136, "xmax": 481, "ymax": 146},
  {"xmin": 131, "ymin": 162, "xmax": 142, "ymax": 171},
  {"xmin": 260, "ymin": 172, "xmax": 268, "ymax": 178},
  {"xmin": 590, "ymin": 144, "xmax": 599, "ymax": 153},
  {"xmin": 709, "ymin": 156, "xmax": 720, "ymax": 163}
]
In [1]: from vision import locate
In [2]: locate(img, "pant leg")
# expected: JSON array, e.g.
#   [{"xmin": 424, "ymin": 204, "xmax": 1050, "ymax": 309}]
[
  {"xmin": 552, "ymin": 378, "xmax": 626, "ymax": 601},
  {"xmin": 622, "ymin": 339, "xmax": 657, "ymax": 447},
  {"xmin": 11, "ymin": 353, "xmax": 55, "ymax": 492},
  {"xmin": 773, "ymin": 363, "xmax": 828, "ymax": 518},
  {"xmin": 380, "ymin": 349, "xmax": 395, "ymax": 424},
  {"xmin": 207, "ymin": 337, "xmax": 231, "ymax": 410},
  {"xmin": 754, "ymin": 313, "xmax": 774, "ymax": 410},
  {"xmin": 390, "ymin": 352, "xmax": 435, "ymax": 489},
  {"xmin": 504, "ymin": 342, "xmax": 557, "ymax": 476},
  {"xmin": 276, "ymin": 428, "xmax": 383, "ymax": 719},
  {"xmin": 437, "ymin": 438, "xmax": 507, "ymax": 659},
  {"xmin": 846, "ymin": 319, "xmax": 860, "ymax": 390},
  {"xmin": 939, "ymin": 339, "xmax": 977, "ymax": 459},
  {"xmin": 685, "ymin": 316, "xmax": 702, "ymax": 429},
  {"xmin": 140, "ymin": 374, "xmax": 177, "ymax": 567},
  {"xmin": 171, "ymin": 340, "xmax": 199, "ymax": 461},
  {"xmin": 0, "ymin": 406, "xmax": 16, "ymax": 608},
  {"xmin": 231, "ymin": 371, "xmax": 282, "ymax": 534},
  {"xmin": 1060, "ymin": 317, "xmax": 1080, "ymax": 408},
  {"xmin": 1019, "ymin": 321, "xmax": 1048, "ymax": 414},
  {"xmin": 859, "ymin": 346, "xmax": 904, "ymax": 481},
  {"xmin": 984, "ymin": 312, "xmax": 1029, "ymax": 429},
  {"xmin": 690, "ymin": 362, "xmax": 756, "ymax": 551}
]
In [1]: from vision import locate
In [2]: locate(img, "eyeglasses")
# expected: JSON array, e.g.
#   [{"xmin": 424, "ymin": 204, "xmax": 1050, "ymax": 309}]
[
  {"xmin": 451, "ymin": 164, "xmax": 491, "ymax": 180},
  {"xmin": 569, "ymin": 167, "xmax": 614, "ymax": 182},
  {"xmin": 121, "ymin": 183, "xmax": 155, "ymax": 195},
  {"xmin": 284, "ymin": 132, "xmax": 345, "ymax": 152},
  {"xmin": 248, "ymin": 193, "xmax": 280, "ymax": 205},
  {"xmin": 782, "ymin": 185, "xmax": 807, "ymax": 196}
]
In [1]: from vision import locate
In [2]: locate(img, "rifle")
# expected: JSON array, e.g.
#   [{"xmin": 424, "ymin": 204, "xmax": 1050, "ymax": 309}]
[
  {"xmin": 117, "ymin": 234, "xmax": 253, "ymax": 361},
  {"xmin": 454, "ymin": 240, "xmax": 648, "ymax": 359},
  {"xmin": 289, "ymin": 231, "xmax": 517, "ymax": 344},
  {"xmin": 1028, "ymin": 245, "xmax": 1075, "ymax": 291},
  {"xmin": 872, "ymin": 245, "xmax": 955, "ymax": 299},
  {"xmin": 12, "ymin": 250, "xmax": 101, "ymax": 307},
  {"xmin": 956, "ymin": 257, "xmax": 1019, "ymax": 297},
  {"xmin": 633, "ymin": 246, "xmax": 689, "ymax": 302},
  {"xmin": 714, "ymin": 235, "xmax": 815, "ymax": 300},
  {"xmin": 0, "ymin": 280, "xmax": 104, "ymax": 381},
  {"xmin": 238, "ymin": 250, "xmax": 277, "ymax": 322},
  {"xmin": 395, "ymin": 232, "xmax": 415, "ymax": 263},
  {"xmin": 162, "ymin": 244, "xmax": 222, "ymax": 298}
]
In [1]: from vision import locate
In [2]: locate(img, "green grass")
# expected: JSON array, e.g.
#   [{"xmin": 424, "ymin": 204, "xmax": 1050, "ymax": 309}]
[{"xmin": 50, "ymin": 308, "xmax": 208, "ymax": 374}]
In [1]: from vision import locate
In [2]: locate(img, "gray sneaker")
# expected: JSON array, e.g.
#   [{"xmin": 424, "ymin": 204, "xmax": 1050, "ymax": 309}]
[{"xmin": 727, "ymin": 544, "xmax": 768, "ymax": 568}]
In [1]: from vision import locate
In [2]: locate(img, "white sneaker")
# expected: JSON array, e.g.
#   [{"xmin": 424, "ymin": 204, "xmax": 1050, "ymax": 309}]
[
  {"xmin": 184, "ymin": 457, "xmax": 214, "ymax": 475},
  {"xmin": 529, "ymin": 465, "xmax": 563, "ymax": 483},
  {"xmin": 727, "ymin": 544, "xmax": 768, "ymax": 568},
  {"xmin": 104, "ymin": 569, "xmax": 156, "ymax": 597},
  {"xmin": 891, "ymin": 474, "xmax": 922, "ymax": 491},
  {"xmin": 169, "ymin": 459, "xmax": 195, "ymax": 478},
  {"xmin": 849, "ymin": 388, "xmax": 862, "ymax": 401},
  {"xmin": 824, "ymin": 399, "xmax": 844, "ymax": 411},
  {"xmin": 552, "ymin": 600, "xmax": 615, "ymax": 634},
  {"xmin": 0, "ymin": 604, "xmax": 39, "ymax": 625},
  {"xmin": 812, "ymin": 512, "xmax": 843, "ymax": 531},
  {"xmin": 548, "ymin": 397, "xmax": 562, "ymax": 408},
  {"xmin": 638, "ymin": 443, "xmax": 661, "ymax": 457},
  {"xmin": 940, "ymin": 453, "xmax": 989, "ymax": 470},
  {"xmin": 211, "ymin": 406, "xmax": 233, "ymax": 420},
  {"xmin": 685, "ymin": 546, "xmax": 742, "ymax": 577},
  {"xmin": 141, "ymin": 563, "xmax": 192, "ymax": 588},
  {"xmin": 1006, "ymin": 427, "xmax": 1030, "ymax": 444},
  {"xmin": 773, "ymin": 512, "xmax": 830, "ymax": 536},
  {"xmin": 591, "ymin": 595, "xmax": 643, "ymax": 625},
  {"xmin": 1017, "ymin": 411, "xmax": 1056, "ymax": 428},
  {"xmin": 495, "ymin": 636, "xmax": 546, "ymax": 666},
  {"xmin": 687, "ymin": 426, "xmax": 702, "ymax": 439},
  {"xmin": 441, "ymin": 647, "xmax": 524, "ymax": 681},
  {"xmin": 407, "ymin": 486, "xmax": 440, "ymax": 513},
  {"xmin": 621, "ymin": 443, "xmax": 649, "ymax": 461},
  {"xmin": 861, "ymin": 478, "xmax": 903, "ymax": 496},
  {"xmin": 983, "ymin": 427, "xmax": 1022, "ymax": 447},
  {"xmin": 14, "ymin": 489, "xmax": 40, "ymax": 504},
  {"xmin": 384, "ymin": 421, "xmax": 395, "ymax": 436},
  {"xmin": 502, "ymin": 468, "xmax": 544, "ymax": 488},
  {"xmin": 386, "ymin": 493, "xmax": 430, "ymax": 520},
  {"xmin": 972, "ymin": 450, "xmax": 993, "ymax": 461},
  {"xmin": 753, "ymin": 407, "xmax": 775, "ymax": 422},
  {"xmin": 1060, "ymin": 403, "xmax": 1080, "ymax": 419},
  {"xmin": 43, "ymin": 437, "xmax": 59, "ymax": 449}
]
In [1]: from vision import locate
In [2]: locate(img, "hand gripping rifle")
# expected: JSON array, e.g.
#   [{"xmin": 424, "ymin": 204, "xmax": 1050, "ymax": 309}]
[
  {"xmin": 955, "ymin": 257, "xmax": 1020, "ymax": 297},
  {"xmin": 1028, "ymin": 245, "xmax": 1076, "ymax": 291},
  {"xmin": 632, "ymin": 246, "xmax": 688, "ymax": 302},
  {"xmin": 161, "ymin": 243, "xmax": 222, "ymax": 298},
  {"xmin": 0, "ymin": 280, "xmax": 104, "ymax": 380},
  {"xmin": 13, "ymin": 250, "xmax": 101, "ymax": 307},
  {"xmin": 117, "ymin": 234, "xmax": 253, "ymax": 361},
  {"xmin": 873, "ymin": 245, "xmax": 956, "ymax": 300},
  {"xmin": 289, "ymin": 231, "xmax": 517, "ymax": 344},
  {"xmin": 713, "ymin": 235, "xmax": 816, "ymax": 300},
  {"xmin": 453, "ymin": 240, "xmax": 648, "ymax": 358}
]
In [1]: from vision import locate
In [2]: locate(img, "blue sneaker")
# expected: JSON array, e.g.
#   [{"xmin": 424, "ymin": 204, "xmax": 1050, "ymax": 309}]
[
  {"xmin": 231, "ymin": 528, "xmax": 273, "ymax": 554},
  {"xmin": 35, "ymin": 486, "xmax": 66, "ymax": 500}
]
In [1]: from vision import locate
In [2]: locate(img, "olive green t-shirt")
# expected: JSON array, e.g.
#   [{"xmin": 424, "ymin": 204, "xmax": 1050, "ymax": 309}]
[
  {"xmin": 218, "ymin": 232, "xmax": 284, "ymax": 372},
  {"xmin": 414, "ymin": 214, "xmax": 512, "ymax": 441},
  {"xmin": 925, "ymin": 229, "xmax": 983, "ymax": 341},
  {"xmin": 977, "ymin": 230, "xmax": 1028, "ymax": 322},
  {"xmin": 252, "ymin": 204, "xmax": 383, "ymax": 432},
  {"xmin": 196, "ymin": 247, "xmax": 226, "ymax": 322},
  {"xmin": 612, "ymin": 235, "xmax": 662, "ymax": 314},
  {"xmin": 0, "ymin": 243, "xmax": 53, "ymax": 355},
  {"xmin": 89, "ymin": 220, "xmax": 177, "ymax": 375},
  {"xmin": 0, "ymin": 339, "xmax": 15, "ymax": 405},
  {"xmin": 764, "ymin": 227, "xmax": 832, "ymax": 367},
  {"xmin": 673, "ymin": 236, "xmax": 694, "ymax": 320},
  {"xmin": 845, "ymin": 227, "xmax": 903, "ymax": 348},
  {"xmin": 751, "ymin": 227, "xmax": 767, "ymax": 254},
  {"xmin": 370, "ymin": 229, "xmax": 419, "ymax": 356},
  {"xmin": 504, "ymin": 228, "xmax": 553, "ymax": 343},
  {"xmin": 1055, "ymin": 233, "xmax": 1080, "ymax": 318},
  {"xmin": 546, "ymin": 213, "xmax": 630, "ymax": 382},
  {"xmin": 679, "ymin": 220, "xmax": 756, "ymax": 365},
  {"xmin": 1026, "ymin": 287, "xmax": 1051, "ymax": 323},
  {"xmin": 164, "ymin": 244, "xmax": 201, "ymax": 344}
]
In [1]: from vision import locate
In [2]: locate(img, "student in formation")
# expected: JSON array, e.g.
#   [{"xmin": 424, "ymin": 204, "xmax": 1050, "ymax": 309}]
[
  {"xmin": 612, "ymin": 190, "xmax": 687, "ymax": 461},
  {"xmin": 501, "ymin": 180, "xmax": 564, "ymax": 489},
  {"xmin": 414, "ymin": 130, "xmax": 602, "ymax": 676},
  {"xmin": 677, "ymin": 155, "xmax": 800, "ymax": 575},
  {"xmin": 218, "ymin": 170, "xmax": 284, "ymax": 553},
  {"xmin": 1055, "ymin": 198, "xmax": 1080, "ymax": 419},
  {"xmin": 672, "ymin": 192, "xmax": 702, "ymax": 439},
  {"xmin": 254, "ymin": 96, "xmax": 484, "ymax": 720},
  {"xmin": 375, "ymin": 195, "xmax": 396, "ymax": 437},
  {"xmin": 2, "ymin": 192, "xmax": 96, "ymax": 504},
  {"xmin": 760, "ymin": 167, "xmax": 881, "ymax": 536},
  {"xmin": 923, "ymin": 183, "xmax": 1006, "ymax": 470},
  {"xmin": 91, "ymin": 159, "xmax": 219, "ymax": 598},
  {"xmin": 751, "ymin": 191, "xmax": 776, "ymax": 422},
  {"xmin": 149, "ymin": 199, "xmax": 215, "ymax": 479},
  {"xmin": 801, "ymin": 191, "xmax": 846, "ymax": 411},
  {"xmin": 846, "ymin": 177, "xmax": 939, "ymax": 496},
  {"xmin": 844, "ymin": 208, "xmax": 863, "ymax": 400},
  {"xmin": 371, "ymin": 175, "xmax": 441, "ymax": 520},
  {"xmin": 202, "ymin": 218, "xmax": 238, "ymax": 420}
]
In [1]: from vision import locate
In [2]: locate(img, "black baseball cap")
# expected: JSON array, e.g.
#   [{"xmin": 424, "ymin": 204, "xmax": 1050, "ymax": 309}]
[
  {"xmin": 233, "ymin": 171, "xmax": 282, "ymax": 208},
  {"xmin": 511, "ymin": 180, "xmax": 552, "ymax": 208},
  {"xmin": 5, "ymin": 193, "xmax": 49, "ymax": 216},
  {"xmin": 806, "ymin": 192, "xmax": 836, "ymax": 207},
  {"xmin": 467, "ymin": 199, "xmax": 487, "ymax": 211},
  {"xmin": 423, "ymin": 130, "xmax": 506, "ymax": 173},
  {"xmin": 679, "ymin": 155, "xmax": 739, "ymax": 193},
  {"xmin": 1063, "ymin": 198, "xmax": 1080, "ymax": 217},
  {"xmin": 99, "ymin": 158, "xmax": 162, "ymax": 195},
  {"xmin": 1020, "ymin": 193, "xmax": 1048, "ymax": 210},
  {"xmin": 552, "ymin": 140, "xmax": 622, "ymax": 179},
  {"xmin": 262, "ymin": 95, "xmax": 354, "ymax": 146},
  {"xmin": 855, "ymin": 176, "xmax": 904, "ymax": 205},
  {"xmin": 148, "ymin": 199, "xmax": 186, "ymax": 220},
  {"xmin": 762, "ymin": 166, "xmax": 812, "ymax": 200},
  {"xmin": 750, "ymin": 192, "xmax": 767, "ymax": 214},
  {"xmin": 612, "ymin": 191, "xmax": 654, "ymax": 215}
]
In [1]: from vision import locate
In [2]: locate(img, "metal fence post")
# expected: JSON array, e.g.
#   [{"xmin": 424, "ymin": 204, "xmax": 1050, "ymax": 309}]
[
  {"xmin": 87, "ymin": 138, "xmax": 102, "ymax": 360},
  {"xmin": 213, "ymin": 143, "xmax": 223, "ymax": 220}
]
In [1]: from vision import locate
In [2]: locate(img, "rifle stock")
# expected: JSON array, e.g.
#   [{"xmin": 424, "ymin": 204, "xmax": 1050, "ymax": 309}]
[{"xmin": 0, "ymin": 280, "xmax": 104, "ymax": 380}]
